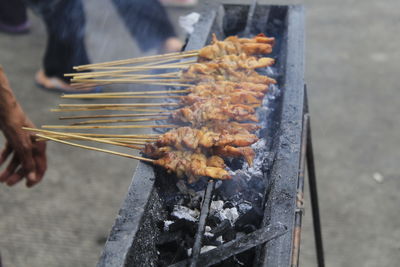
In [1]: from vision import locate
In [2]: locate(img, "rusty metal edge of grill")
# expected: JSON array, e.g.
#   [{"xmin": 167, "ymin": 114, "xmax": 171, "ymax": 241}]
[{"xmin": 97, "ymin": 4, "xmax": 305, "ymax": 267}]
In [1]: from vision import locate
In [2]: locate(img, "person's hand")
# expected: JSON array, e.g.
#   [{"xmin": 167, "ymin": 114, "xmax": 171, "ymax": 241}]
[
  {"xmin": 0, "ymin": 112, "xmax": 47, "ymax": 187},
  {"xmin": 0, "ymin": 67, "xmax": 47, "ymax": 187}
]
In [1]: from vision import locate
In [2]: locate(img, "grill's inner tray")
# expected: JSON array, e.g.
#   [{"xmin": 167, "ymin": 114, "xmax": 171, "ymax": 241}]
[{"xmin": 97, "ymin": 4, "xmax": 305, "ymax": 267}]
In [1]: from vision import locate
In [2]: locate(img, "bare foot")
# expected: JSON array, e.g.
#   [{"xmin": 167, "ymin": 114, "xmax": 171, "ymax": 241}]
[
  {"xmin": 162, "ymin": 37, "xmax": 184, "ymax": 53},
  {"xmin": 35, "ymin": 70, "xmax": 99, "ymax": 93}
]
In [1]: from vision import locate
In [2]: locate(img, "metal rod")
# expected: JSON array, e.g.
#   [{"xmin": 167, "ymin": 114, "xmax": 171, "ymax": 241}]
[
  {"xmin": 304, "ymin": 85, "xmax": 325, "ymax": 267},
  {"xmin": 306, "ymin": 114, "xmax": 325, "ymax": 267},
  {"xmin": 291, "ymin": 112, "xmax": 308, "ymax": 267},
  {"xmin": 170, "ymin": 223, "xmax": 287, "ymax": 267},
  {"xmin": 189, "ymin": 180, "xmax": 215, "ymax": 267},
  {"xmin": 243, "ymin": 0, "xmax": 257, "ymax": 36}
]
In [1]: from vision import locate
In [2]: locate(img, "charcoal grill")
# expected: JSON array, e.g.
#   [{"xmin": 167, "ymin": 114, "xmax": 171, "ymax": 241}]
[{"xmin": 97, "ymin": 4, "xmax": 324, "ymax": 267}]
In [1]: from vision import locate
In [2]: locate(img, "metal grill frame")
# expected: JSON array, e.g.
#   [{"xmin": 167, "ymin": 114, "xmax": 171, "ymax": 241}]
[{"xmin": 96, "ymin": 4, "xmax": 323, "ymax": 267}]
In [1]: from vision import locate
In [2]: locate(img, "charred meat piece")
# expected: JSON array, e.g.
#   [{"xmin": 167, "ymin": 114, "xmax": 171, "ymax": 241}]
[
  {"xmin": 181, "ymin": 54, "xmax": 276, "ymax": 85},
  {"xmin": 198, "ymin": 34, "xmax": 275, "ymax": 61},
  {"xmin": 154, "ymin": 127, "xmax": 259, "ymax": 150},
  {"xmin": 152, "ymin": 150, "xmax": 231, "ymax": 182},
  {"xmin": 171, "ymin": 98, "xmax": 258, "ymax": 127}
]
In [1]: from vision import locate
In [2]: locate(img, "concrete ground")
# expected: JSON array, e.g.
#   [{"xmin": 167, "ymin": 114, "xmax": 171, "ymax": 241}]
[{"xmin": 0, "ymin": 0, "xmax": 399, "ymax": 266}]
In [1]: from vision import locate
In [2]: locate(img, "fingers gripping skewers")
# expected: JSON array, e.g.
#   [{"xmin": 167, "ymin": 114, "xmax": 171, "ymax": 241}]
[
  {"xmin": 26, "ymin": 128, "xmax": 232, "ymax": 182},
  {"xmin": 34, "ymin": 34, "xmax": 278, "ymax": 182}
]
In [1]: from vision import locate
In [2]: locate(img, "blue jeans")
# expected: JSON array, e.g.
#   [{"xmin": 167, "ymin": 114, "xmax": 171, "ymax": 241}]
[{"xmin": 24, "ymin": 0, "xmax": 176, "ymax": 80}]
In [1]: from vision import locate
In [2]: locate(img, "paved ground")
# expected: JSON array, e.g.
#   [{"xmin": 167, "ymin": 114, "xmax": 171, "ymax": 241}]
[{"xmin": 0, "ymin": 0, "xmax": 399, "ymax": 266}]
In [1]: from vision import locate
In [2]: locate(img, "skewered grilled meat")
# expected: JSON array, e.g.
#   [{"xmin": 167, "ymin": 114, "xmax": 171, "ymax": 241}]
[
  {"xmin": 202, "ymin": 121, "xmax": 261, "ymax": 135},
  {"xmin": 152, "ymin": 150, "xmax": 231, "ymax": 182},
  {"xmin": 181, "ymin": 54, "xmax": 276, "ymax": 85},
  {"xmin": 189, "ymin": 81, "xmax": 269, "ymax": 97},
  {"xmin": 146, "ymin": 142, "xmax": 255, "ymax": 167},
  {"xmin": 154, "ymin": 126, "xmax": 258, "ymax": 150},
  {"xmin": 171, "ymin": 98, "xmax": 258, "ymax": 127},
  {"xmin": 226, "ymin": 34, "xmax": 275, "ymax": 45},
  {"xmin": 182, "ymin": 66, "xmax": 276, "ymax": 85},
  {"xmin": 180, "ymin": 92, "xmax": 262, "ymax": 106},
  {"xmin": 213, "ymin": 145, "xmax": 255, "ymax": 166},
  {"xmin": 198, "ymin": 34, "xmax": 275, "ymax": 61}
]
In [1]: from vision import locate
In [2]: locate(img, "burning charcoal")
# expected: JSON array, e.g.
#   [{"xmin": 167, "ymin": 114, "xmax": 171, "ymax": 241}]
[
  {"xmin": 223, "ymin": 201, "xmax": 235, "ymax": 209},
  {"xmin": 210, "ymin": 200, "xmax": 224, "ymax": 212},
  {"xmin": 210, "ymin": 219, "xmax": 231, "ymax": 238},
  {"xmin": 176, "ymin": 180, "xmax": 197, "ymax": 197},
  {"xmin": 234, "ymin": 206, "xmax": 264, "ymax": 231},
  {"xmin": 206, "ymin": 213, "xmax": 221, "ymax": 227},
  {"xmin": 215, "ymin": 178, "xmax": 248, "ymax": 200},
  {"xmin": 223, "ymin": 207, "xmax": 239, "ymax": 224},
  {"xmin": 167, "ymin": 219, "xmax": 196, "ymax": 234},
  {"xmin": 163, "ymin": 220, "xmax": 174, "ymax": 232},
  {"xmin": 203, "ymin": 237, "xmax": 223, "ymax": 247},
  {"xmin": 222, "ymin": 228, "xmax": 237, "ymax": 242},
  {"xmin": 156, "ymin": 231, "xmax": 183, "ymax": 246},
  {"xmin": 237, "ymin": 201, "xmax": 252, "ymax": 214},
  {"xmin": 188, "ymin": 191, "xmax": 203, "ymax": 210},
  {"xmin": 171, "ymin": 205, "xmax": 199, "ymax": 222},
  {"xmin": 210, "ymin": 200, "xmax": 239, "ymax": 225}
]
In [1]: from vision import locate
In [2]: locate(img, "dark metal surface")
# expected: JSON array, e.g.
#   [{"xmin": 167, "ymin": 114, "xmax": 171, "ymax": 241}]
[
  {"xmin": 190, "ymin": 180, "xmax": 215, "ymax": 267},
  {"xmin": 305, "ymin": 89, "xmax": 325, "ymax": 267},
  {"xmin": 170, "ymin": 223, "xmax": 288, "ymax": 267},
  {"xmin": 97, "ymin": 163, "xmax": 156, "ymax": 267},
  {"xmin": 291, "ymin": 90, "xmax": 308, "ymax": 267},
  {"xmin": 258, "ymin": 5, "xmax": 306, "ymax": 267},
  {"xmin": 97, "ymin": 4, "xmax": 316, "ymax": 267}
]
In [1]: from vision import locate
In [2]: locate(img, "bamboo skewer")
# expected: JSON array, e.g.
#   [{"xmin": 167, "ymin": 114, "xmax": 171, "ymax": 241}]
[
  {"xmin": 70, "ymin": 117, "xmax": 169, "ymax": 125},
  {"xmin": 24, "ymin": 128, "xmax": 144, "ymax": 150},
  {"xmin": 51, "ymin": 108, "xmax": 166, "ymax": 112},
  {"xmin": 61, "ymin": 89, "xmax": 189, "ymax": 99},
  {"xmin": 42, "ymin": 124, "xmax": 176, "ymax": 129},
  {"xmin": 59, "ymin": 113, "xmax": 171, "ymax": 120},
  {"xmin": 32, "ymin": 131, "xmax": 159, "ymax": 138},
  {"xmin": 67, "ymin": 63, "xmax": 194, "ymax": 78},
  {"xmin": 74, "ymin": 50, "xmax": 198, "ymax": 70},
  {"xmin": 35, "ymin": 133, "xmax": 154, "ymax": 163},
  {"xmin": 62, "ymin": 95, "xmax": 182, "ymax": 100},
  {"xmin": 58, "ymin": 103, "xmax": 179, "ymax": 108},
  {"xmin": 36, "ymin": 136, "xmax": 150, "ymax": 145},
  {"xmin": 71, "ymin": 78, "xmax": 187, "ymax": 84},
  {"xmin": 139, "ymin": 57, "xmax": 195, "ymax": 67},
  {"xmin": 70, "ymin": 81, "xmax": 192, "ymax": 88},
  {"xmin": 70, "ymin": 71, "xmax": 181, "ymax": 81}
]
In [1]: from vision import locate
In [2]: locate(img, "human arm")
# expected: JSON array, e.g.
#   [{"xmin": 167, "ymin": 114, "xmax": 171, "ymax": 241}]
[{"xmin": 0, "ymin": 67, "xmax": 47, "ymax": 187}]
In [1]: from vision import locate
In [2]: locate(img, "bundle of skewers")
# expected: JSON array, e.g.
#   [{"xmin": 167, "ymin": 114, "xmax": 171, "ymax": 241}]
[{"xmin": 26, "ymin": 34, "xmax": 277, "ymax": 183}]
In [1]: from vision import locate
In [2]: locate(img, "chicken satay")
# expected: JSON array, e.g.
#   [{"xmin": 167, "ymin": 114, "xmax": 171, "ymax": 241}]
[
  {"xmin": 180, "ymin": 92, "xmax": 262, "ymax": 106},
  {"xmin": 154, "ymin": 127, "xmax": 259, "ymax": 150},
  {"xmin": 172, "ymin": 98, "xmax": 258, "ymax": 127},
  {"xmin": 213, "ymin": 145, "xmax": 255, "ymax": 166},
  {"xmin": 182, "ymin": 66, "xmax": 276, "ymax": 85},
  {"xmin": 151, "ymin": 150, "xmax": 231, "ymax": 181},
  {"xmin": 146, "ymin": 141, "xmax": 255, "ymax": 168},
  {"xmin": 189, "ymin": 82, "xmax": 268, "ymax": 97},
  {"xmin": 185, "ymin": 54, "xmax": 275, "ymax": 75},
  {"xmin": 226, "ymin": 33, "xmax": 275, "ymax": 45},
  {"xmin": 198, "ymin": 34, "xmax": 274, "ymax": 61},
  {"xmin": 203, "ymin": 121, "xmax": 261, "ymax": 135}
]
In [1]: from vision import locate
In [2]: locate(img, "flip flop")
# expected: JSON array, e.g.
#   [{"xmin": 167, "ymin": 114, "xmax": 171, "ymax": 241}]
[{"xmin": 35, "ymin": 69, "xmax": 102, "ymax": 94}]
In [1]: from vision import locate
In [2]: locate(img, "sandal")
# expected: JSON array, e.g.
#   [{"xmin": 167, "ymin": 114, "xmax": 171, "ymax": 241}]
[{"xmin": 35, "ymin": 69, "xmax": 101, "ymax": 94}]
